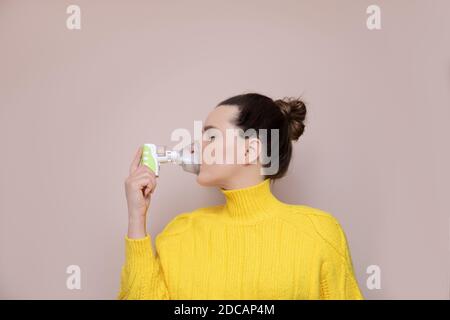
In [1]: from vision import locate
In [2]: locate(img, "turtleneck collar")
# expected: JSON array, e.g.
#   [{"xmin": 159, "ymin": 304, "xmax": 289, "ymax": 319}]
[{"xmin": 219, "ymin": 178, "xmax": 281, "ymax": 223}]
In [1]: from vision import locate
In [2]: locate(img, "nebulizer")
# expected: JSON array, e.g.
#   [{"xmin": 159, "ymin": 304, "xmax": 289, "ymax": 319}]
[{"xmin": 140, "ymin": 142, "xmax": 201, "ymax": 176}]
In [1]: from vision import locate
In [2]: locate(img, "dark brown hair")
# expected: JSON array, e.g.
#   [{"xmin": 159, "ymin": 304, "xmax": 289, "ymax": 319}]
[{"xmin": 216, "ymin": 92, "xmax": 307, "ymax": 180}]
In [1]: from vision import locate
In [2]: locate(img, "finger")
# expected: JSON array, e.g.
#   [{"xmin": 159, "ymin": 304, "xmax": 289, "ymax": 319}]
[
  {"xmin": 143, "ymin": 175, "xmax": 155, "ymax": 195},
  {"xmin": 144, "ymin": 175, "xmax": 156, "ymax": 196},
  {"xmin": 129, "ymin": 146, "xmax": 143, "ymax": 175},
  {"xmin": 149, "ymin": 176, "xmax": 157, "ymax": 193},
  {"xmin": 132, "ymin": 176, "xmax": 153, "ymax": 190},
  {"xmin": 134, "ymin": 162, "xmax": 153, "ymax": 173},
  {"xmin": 144, "ymin": 186, "xmax": 151, "ymax": 197},
  {"xmin": 133, "ymin": 169, "xmax": 154, "ymax": 181},
  {"xmin": 138, "ymin": 165, "xmax": 158, "ymax": 179}
]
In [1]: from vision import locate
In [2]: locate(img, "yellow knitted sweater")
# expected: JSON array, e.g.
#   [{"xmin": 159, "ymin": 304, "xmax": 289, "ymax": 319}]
[{"xmin": 118, "ymin": 178, "xmax": 364, "ymax": 300}]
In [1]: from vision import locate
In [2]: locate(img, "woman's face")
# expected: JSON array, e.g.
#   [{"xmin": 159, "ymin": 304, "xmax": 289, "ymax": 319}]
[{"xmin": 196, "ymin": 105, "xmax": 259, "ymax": 187}]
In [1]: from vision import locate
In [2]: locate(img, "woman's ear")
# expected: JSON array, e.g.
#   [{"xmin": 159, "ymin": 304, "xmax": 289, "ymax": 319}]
[{"xmin": 245, "ymin": 137, "xmax": 261, "ymax": 165}]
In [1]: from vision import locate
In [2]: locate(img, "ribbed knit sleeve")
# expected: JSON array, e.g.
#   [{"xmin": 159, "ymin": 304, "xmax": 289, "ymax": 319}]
[
  {"xmin": 117, "ymin": 234, "xmax": 169, "ymax": 300},
  {"xmin": 336, "ymin": 222, "xmax": 364, "ymax": 300},
  {"xmin": 319, "ymin": 254, "xmax": 364, "ymax": 300},
  {"xmin": 308, "ymin": 213, "xmax": 364, "ymax": 300}
]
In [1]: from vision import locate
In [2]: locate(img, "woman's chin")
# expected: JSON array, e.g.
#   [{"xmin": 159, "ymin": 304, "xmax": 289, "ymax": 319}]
[
  {"xmin": 196, "ymin": 172, "xmax": 207, "ymax": 186},
  {"xmin": 196, "ymin": 170, "xmax": 215, "ymax": 187}
]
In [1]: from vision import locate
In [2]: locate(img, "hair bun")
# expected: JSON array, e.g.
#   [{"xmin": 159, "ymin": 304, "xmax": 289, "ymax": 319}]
[{"xmin": 274, "ymin": 97, "xmax": 307, "ymax": 141}]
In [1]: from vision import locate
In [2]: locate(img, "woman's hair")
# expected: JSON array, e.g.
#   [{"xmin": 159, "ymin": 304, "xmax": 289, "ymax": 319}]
[{"xmin": 216, "ymin": 92, "xmax": 307, "ymax": 180}]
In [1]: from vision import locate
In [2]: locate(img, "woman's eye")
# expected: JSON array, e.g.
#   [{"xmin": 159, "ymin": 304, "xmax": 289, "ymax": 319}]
[{"xmin": 208, "ymin": 136, "xmax": 215, "ymax": 141}]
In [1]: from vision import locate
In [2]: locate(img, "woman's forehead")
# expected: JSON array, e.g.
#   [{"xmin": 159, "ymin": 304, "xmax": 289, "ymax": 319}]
[{"xmin": 204, "ymin": 105, "xmax": 238, "ymax": 130}]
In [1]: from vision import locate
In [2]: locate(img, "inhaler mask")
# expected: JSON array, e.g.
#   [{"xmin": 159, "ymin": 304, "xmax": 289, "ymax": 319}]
[{"xmin": 140, "ymin": 141, "xmax": 201, "ymax": 176}]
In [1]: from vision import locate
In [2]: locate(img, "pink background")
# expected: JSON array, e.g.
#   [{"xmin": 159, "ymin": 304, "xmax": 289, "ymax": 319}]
[{"xmin": 0, "ymin": 0, "xmax": 449, "ymax": 299}]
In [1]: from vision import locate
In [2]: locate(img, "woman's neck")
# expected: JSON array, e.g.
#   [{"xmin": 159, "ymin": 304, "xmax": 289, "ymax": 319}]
[{"xmin": 219, "ymin": 178, "xmax": 282, "ymax": 223}]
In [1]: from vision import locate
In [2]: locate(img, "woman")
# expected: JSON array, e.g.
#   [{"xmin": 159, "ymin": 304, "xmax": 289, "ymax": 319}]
[{"xmin": 118, "ymin": 93, "xmax": 364, "ymax": 300}]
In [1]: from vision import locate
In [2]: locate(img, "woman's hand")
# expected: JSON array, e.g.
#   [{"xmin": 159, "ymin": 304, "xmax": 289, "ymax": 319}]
[{"xmin": 124, "ymin": 146, "xmax": 157, "ymax": 238}]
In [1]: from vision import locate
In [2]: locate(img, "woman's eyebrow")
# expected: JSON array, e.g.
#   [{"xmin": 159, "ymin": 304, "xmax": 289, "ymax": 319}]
[{"xmin": 202, "ymin": 125, "xmax": 219, "ymax": 132}]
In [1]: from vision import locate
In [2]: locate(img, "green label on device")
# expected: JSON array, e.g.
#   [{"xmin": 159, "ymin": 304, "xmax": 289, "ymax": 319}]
[{"xmin": 141, "ymin": 144, "xmax": 159, "ymax": 176}]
